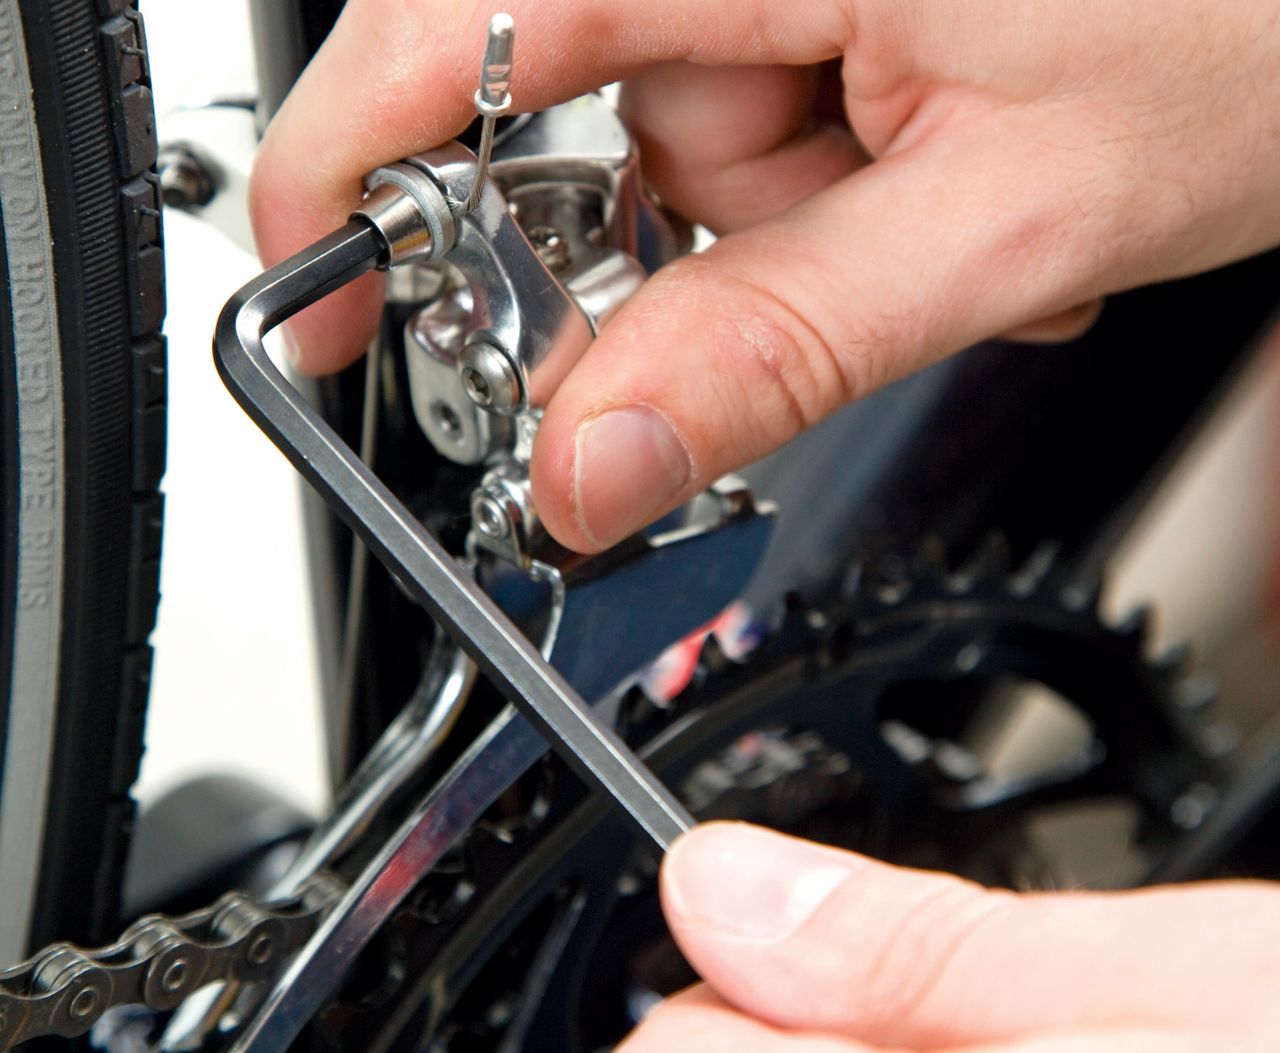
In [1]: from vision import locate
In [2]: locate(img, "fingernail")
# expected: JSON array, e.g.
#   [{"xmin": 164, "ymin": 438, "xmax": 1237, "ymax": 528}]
[
  {"xmin": 572, "ymin": 405, "xmax": 691, "ymax": 547},
  {"xmin": 664, "ymin": 824, "xmax": 853, "ymax": 942}
]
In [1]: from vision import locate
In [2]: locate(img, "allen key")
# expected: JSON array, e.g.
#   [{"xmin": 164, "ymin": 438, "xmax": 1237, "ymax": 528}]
[{"xmin": 212, "ymin": 221, "xmax": 695, "ymax": 854}]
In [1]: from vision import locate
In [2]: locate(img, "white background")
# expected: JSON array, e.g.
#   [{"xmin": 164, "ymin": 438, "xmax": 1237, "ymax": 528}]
[{"xmin": 136, "ymin": 0, "xmax": 328, "ymax": 815}]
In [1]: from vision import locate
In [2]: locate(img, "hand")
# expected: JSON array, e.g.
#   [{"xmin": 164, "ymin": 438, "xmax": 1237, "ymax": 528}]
[
  {"xmin": 251, "ymin": 0, "xmax": 1280, "ymax": 552},
  {"xmin": 622, "ymin": 823, "xmax": 1280, "ymax": 1052}
]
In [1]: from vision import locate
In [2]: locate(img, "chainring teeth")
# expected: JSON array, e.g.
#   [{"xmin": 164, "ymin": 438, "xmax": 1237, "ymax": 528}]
[{"xmin": 314, "ymin": 534, "xmax": 1232, "ymax": 1052}]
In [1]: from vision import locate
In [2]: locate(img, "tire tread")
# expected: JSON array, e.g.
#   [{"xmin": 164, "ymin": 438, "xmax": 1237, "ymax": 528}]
[
  {"xmin": 102, "ymin": 0, "xmax": 166, "ymax": 940},
  {"xmin": 14, "ymin": 0, "xmax": 166, "ymax": 952}
]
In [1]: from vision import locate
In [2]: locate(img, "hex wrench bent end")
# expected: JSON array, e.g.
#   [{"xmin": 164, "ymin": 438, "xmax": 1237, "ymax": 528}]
[{"xmin": 213, "ymin": 221, "xmax": 694, "ymax": 854}]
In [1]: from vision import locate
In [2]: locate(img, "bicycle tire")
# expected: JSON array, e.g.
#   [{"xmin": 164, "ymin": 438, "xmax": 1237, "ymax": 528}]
[{"xmin": 0, "ymin": 0, "xmax": 164, "ymax": 959}]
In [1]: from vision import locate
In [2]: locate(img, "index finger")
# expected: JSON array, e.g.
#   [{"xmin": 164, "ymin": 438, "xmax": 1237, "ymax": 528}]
[{"xmin": 248, "ymin": 0, "xmax": 856, "ymax": 374}]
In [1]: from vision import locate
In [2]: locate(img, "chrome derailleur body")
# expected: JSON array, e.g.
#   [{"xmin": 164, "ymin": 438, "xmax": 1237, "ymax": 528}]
[
  {"xmin": 353, "ymin": 86, "xmax": 774, "ymax": 693},
  {"xmin": 360, "ymin": 90, "xmax": 681, "ymax": 580}
]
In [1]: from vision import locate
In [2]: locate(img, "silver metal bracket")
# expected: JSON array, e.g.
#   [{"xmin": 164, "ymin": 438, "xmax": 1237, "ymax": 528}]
[{"xmin": 388, "ymin": 94, "xmax": 668, "ymax": 466}]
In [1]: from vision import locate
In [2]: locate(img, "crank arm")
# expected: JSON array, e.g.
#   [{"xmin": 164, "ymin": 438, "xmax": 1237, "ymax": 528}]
[{"xmin": 213, "ymin": 222, "xmax": 693, "ymax": 854}]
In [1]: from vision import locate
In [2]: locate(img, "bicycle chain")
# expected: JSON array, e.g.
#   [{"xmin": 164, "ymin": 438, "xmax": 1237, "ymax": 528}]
[{"xmin": 0, "ymin": 873, "xmax": 344, "ymax": 1050}]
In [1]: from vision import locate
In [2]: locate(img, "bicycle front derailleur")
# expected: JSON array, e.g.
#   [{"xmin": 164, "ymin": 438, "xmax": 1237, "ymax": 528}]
[{"xmin": 349, "ymin": 91, "xmax": 773, "ymax": 697}]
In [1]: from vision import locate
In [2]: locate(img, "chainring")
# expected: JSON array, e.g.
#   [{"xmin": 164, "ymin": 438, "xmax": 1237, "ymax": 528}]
[{"xmin": 310, "ymin": 539, "xmax": 1224, "ymax": 1053}]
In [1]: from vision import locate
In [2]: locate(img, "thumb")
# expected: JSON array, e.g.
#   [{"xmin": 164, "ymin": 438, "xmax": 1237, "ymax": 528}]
[
  {"xmin": 659, "ymin": 823, "xmax": 1280, "ymax": 1050},
  {"xmin": 531, "ymin": 112, "xmax": 1117, "ymax": 552}
]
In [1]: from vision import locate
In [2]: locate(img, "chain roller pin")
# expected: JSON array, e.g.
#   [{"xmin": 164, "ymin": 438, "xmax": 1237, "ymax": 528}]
[{"xmin": 32, "ymin": 948, "xmax": 112, "ymax": 1036}]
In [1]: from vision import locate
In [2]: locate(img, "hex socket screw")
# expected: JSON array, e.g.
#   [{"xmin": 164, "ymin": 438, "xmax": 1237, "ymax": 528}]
[{"xmin": 459, "ymin": 340, "xmax": 523, "ymax": 413}]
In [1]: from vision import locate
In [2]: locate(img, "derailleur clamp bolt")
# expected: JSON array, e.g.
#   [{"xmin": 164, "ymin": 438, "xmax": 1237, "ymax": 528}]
[{"xmin": 352, "ymin": 162, "xmax": 457, "ymax": 267}]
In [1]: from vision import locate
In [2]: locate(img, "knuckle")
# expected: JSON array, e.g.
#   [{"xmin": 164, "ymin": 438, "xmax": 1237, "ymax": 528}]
[
  {"xmin": 827, "ymin": 298, "xmax": 912, "ymax": 397},
  {"xmin": 764, "ymin": 235, "xmax": 917, "ymax": 402},
  {"xmin": 851, "ymin": 882, "xmax": 1016, "ymax": 1040},
  {"xmin": 672, "ymin": 252, "xmax": 855, "ymax": 444}
]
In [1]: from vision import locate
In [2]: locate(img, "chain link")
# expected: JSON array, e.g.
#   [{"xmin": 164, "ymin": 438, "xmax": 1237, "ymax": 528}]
[{"xmin": 0, "ymin": 873, "xmax": 344, "ymax": 1050}]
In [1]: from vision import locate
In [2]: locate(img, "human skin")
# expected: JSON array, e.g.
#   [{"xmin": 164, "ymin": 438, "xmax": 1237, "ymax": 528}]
[
  {"xmin": 251, "ymin": 0, "xmax": 1280, "ymax": 553},
  {"xmin": 620, "ymin": 823, "xmax": 1280, "ymax": 1052}
]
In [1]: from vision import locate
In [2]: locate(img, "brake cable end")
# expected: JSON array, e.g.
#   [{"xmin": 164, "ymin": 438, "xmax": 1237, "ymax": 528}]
[{"xmin": 463, "ymin": 13, "xmax": 516, "ymax": 215}]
